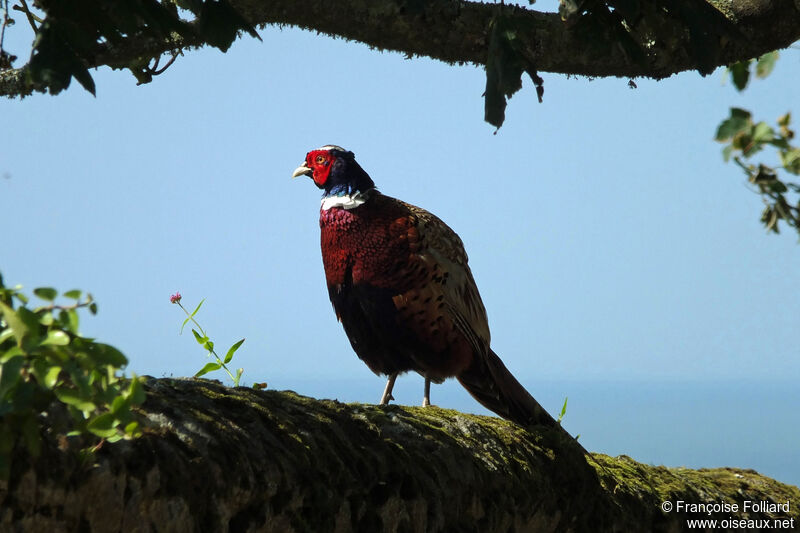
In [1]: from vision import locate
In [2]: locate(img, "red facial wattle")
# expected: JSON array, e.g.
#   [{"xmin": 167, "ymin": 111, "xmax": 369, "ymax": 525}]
[{"xmin": 306, "ymin": 149, "xmax": 336, "ymax": 187}]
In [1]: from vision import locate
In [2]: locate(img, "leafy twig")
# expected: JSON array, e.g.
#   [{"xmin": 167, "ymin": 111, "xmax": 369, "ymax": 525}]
[
  {"xmin": 716, "ymin": 109, "xmax": 800, "ymax": 235},
  {"xmin": 0, "ymin": 277, "xmax": 144, "ymax": 480},
  {"xmin": 719, "ymin": 51, "xmax": 799, "ymax": 238}
]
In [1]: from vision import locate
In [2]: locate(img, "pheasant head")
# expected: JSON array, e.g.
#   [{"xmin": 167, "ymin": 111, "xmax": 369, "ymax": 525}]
[{"xmin": 292, "ymin": 145, "xmax": 375, "ymax": 201}]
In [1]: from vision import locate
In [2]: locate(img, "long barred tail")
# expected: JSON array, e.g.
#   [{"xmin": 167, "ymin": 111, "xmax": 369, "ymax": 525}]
[{"xmin": 456, "ymin": 349, "xmax": 557, "ymax": 428}]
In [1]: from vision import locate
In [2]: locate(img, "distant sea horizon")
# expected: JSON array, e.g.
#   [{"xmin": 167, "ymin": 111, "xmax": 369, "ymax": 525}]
[{"xmin": 273, "ymin": 376, "xmax": 799, "ymax": 488}]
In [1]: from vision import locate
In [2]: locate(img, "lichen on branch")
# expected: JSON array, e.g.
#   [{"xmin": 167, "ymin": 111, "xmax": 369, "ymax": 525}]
[
  {"xmin": 1, "ymin": 377, "xmax": 797, "ymax": 532},
  {"xmin": 1, "ymin": 0, "xmax": 799, "ymax": 119}
]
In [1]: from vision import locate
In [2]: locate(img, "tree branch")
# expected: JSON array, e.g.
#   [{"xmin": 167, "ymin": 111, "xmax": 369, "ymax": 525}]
[
  {"xmin": 1, "ymin": 0, "xmax": 799, "ymax": 99},
  {"xmin": 2, "ymin": 378, "xmax": 797, "ymax": 531},
  {"xmin": 231, "ymin": 0, "xmax": 800, "ymax": 78}
]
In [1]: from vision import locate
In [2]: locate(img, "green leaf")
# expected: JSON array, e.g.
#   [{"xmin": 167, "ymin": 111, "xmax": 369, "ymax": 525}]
[
  {"xmin": 33, "ymin": 287, "xmax": 58, "ymax": 301},
  {"xmin": 180, "ymin": 300, "xmax": 204, "ymax": 334},
  {"xmin": 31, "ymin": 358, "xmax": 61, "ymax": 389},
  {"xmin": 0, "ymin": 355, "xmax": 24, "ymax": 400},
  {"xmin": 0, "ymin": 381, "xmax": 34, "ymax": 417},
  {"xmin": 235, "ymin": 367, "xmax": 243, "ymax": 386},
  {"xmin": 0, "ymin": 346, "xmax": 23, "ymax": 363},
  {"xmin": 88, "ymin": 302, "xmax": 98, "ymax": 315},
  {"xmin": 0, "ymin": 302, "xmax": 39, "ymax": 348},
  {"xmin": 728, "ymin": 61, "xmax": 750, "ymax": 91},
  {"xmin": 0, "ymin": 328, "xmax": 15, "ymax": 346},
  {"xmin": 124, "ymin": 421, "xmax": 140, "ymax": 436},
  {"xmin": 761, "ymin": 206, "xmax": 780, "ymax": 233},
  {"xmin": 715, "ymin": 108, "xmax": 751, "ymax": 141},
  {"xmin": 54, "ymin": 387, "xmax": 96, "ymax": 412},
  {"xmin": 42, "ymin": 365, "xmax": 62, "ymax": 389},
  {"xmin": 86, "ymin": 343, "xmax": 128, "ymax": 367},
  {"xmin": 721, "ymin": 145, "xmax": 734, "ymax": 162},
  {"xmin": 558, "ymin": 396, "xmax": 568, "ymax": 423},
  {"xmin": 732, "ymin": 132, "xmax": 752, "ymax": 151},
  {"xmin": 750, "ymin": 164, "xmax": 776, "ymax": 184},
  {"xmin": 65, "ymin": 366, "xmax": 93, "ymax": 399},
  {"xmin": 484, "ymin": 15, "xmax": 525, "ymax": 129},
  {"xmin": 194, "ymin": 362, "xmax": 221, "ymax": 377},
  {"xmin": 190, "ymin": 299, "xmax": 205, "ymax": 318},
  {"xmin": 730, "ymin": 108, "xmax": 751, "ymax": 120},
  {"xmin": 768, "ymin": 180, "xmax": 788, "ymax": 193},
  {"xmin": 197, "ymin": 0, "xmax": 260, "ymax": 53},
  {"xmin": 192, "ymin": 329, "xmax": 208, "ymax": 345},
  {"xmin": 38, "ymin": 312, "xmax": 54, "ymax": 326},
  {"xmin": 87, "ymin": 412, "xmax": 120, "ymax": 437},
  {"xmin": 61, "ymin": 309, "xmax": 79, "ymax": 334},
  {"xmin": 751, "ymin": 122, "xmax": 774, "ymax": 144},
  {"xmin": 781, "ymin": 148, "xmax": 800, "ymax": 175},
  {"xmin": 42, "ymin": 330, "xmax": 70, "ymax": 346},
  {"xmin": 28, "ymin": 19, "xmax": 97, "ymax": 96},
  {"xmin": 767, "ymin": 137, "xmax": 790, "ymax": 151},
  {"xmin": 63, "ymin": 290, "xmax": 82, "ymax": 300},
  {"xmin": 224, "ymin": 338, "xmax": 245, "ymax": 364},
  {"xmin": 110, "ymin": 394, "xmax": 130, "ymax": 416},
  {"xmin": 127, "ymin": 376, "xmax": 145, "ymax": 405},
  {"xmin": 755, "ymin": 51, "xmax": 778, "ymax": 79}
]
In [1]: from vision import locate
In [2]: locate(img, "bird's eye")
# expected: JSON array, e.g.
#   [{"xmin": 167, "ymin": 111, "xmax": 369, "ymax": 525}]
[{"xmin": 315, "ymin": 155, "xmax": 325, "ymax": 164}]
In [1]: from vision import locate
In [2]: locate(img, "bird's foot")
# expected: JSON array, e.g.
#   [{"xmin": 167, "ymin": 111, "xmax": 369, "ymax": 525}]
[
  {"xmin": 422, "ymin": 377, "xmax": 431, "ymax": 407},
  {"xmin": 380, "ymin": 373, "xmax": 398, "ymax": 405}
]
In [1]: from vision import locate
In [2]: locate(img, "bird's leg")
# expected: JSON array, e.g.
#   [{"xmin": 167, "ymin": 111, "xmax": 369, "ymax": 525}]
[
  {"xmin": 422, "ymin": 378, "xmax": 431, "ymax": 407},
  {"xmin": 380, "ymin": 373, "xmax": 398, "ymax": 405}
]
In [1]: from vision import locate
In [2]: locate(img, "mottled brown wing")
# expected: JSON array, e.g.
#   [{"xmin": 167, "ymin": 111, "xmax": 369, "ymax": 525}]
[{"xmin": 389, "ymin": 198, "xmax": 491, "ymax": 379}]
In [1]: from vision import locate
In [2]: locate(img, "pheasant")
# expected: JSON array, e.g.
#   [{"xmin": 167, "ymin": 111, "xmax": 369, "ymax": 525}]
[{"xmin": 293, "ymin": 145, "xmax": 556, "ymax": 428}]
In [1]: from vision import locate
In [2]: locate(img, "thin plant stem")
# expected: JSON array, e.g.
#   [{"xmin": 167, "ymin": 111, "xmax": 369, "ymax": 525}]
[{"xmin": 176, "ymin": 301, "xmax": 239, "ymax": 385}]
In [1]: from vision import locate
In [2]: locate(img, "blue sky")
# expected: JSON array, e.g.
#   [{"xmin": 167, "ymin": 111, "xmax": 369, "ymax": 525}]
[{"xmin": 2, "ymin": 9, "xmax": 799, "ymax": 485}]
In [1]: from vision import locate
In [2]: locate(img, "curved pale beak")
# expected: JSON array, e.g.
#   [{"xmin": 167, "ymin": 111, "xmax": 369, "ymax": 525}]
[{"xmin": 292, "ymin": 163, "xmax": 312, "ymax": 179}]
